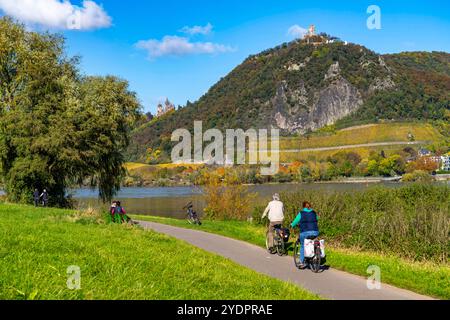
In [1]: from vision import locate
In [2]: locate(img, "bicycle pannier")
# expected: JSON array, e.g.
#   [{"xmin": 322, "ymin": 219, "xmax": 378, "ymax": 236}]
[{"xmin": 304, "ymin": 239, "xmax": 315, "ymax": 258}]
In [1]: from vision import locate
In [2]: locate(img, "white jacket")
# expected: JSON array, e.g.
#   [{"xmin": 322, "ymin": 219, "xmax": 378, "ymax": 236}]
[{"xmin": 262, "ymin": 200, "xmax": 284, "ymax": 222}]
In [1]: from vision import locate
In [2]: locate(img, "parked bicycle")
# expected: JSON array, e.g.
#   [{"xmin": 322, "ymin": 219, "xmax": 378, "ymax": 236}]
[
  {"xmin": 183, "ymin": 202, "xmax": 202, "ymax": 226},
  {"xmin": 293, "ymin": 235, "xmax": 325, "ymax": 273},
  {"xmin": 266, "ymin": 224, "xmax": 290, "ymax": 256}
]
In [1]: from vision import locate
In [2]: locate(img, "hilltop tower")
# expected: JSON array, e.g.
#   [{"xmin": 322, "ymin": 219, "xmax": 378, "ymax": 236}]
[
  {"xmin": 156, "ymin": 103, "xmax": 164, "ymax": 117},
  {"xmin": 308, "ymin": 24, "xmax": 316, "ymax": 37},
  {"xmin": 164, "ymin": 98, "xmax": 175, "ymax": 113}
]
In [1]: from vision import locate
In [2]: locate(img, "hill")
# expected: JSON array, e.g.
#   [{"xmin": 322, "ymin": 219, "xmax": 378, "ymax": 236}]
[{"xmin": 128, "ymin": 38, "xmax": 449, "ymax": 163}]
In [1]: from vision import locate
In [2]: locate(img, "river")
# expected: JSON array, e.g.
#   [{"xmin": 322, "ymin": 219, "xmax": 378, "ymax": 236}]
[
  {"xmin": 1, "ymin": 181, "xmax": 447, "ymax": 218},
  {"xmin": 70, "ymin": 182, "xmax": 424, "ymax": 219}
]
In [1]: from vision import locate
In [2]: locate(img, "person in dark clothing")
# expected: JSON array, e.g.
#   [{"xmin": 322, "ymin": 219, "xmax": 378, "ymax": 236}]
[
  {"xmin": 110, "ymin": 201, "xmax": 118, "ymax": 222},
  {"xmin": 290, "ymin": 201, "xmax": 320, "ymax": 267},
  {"xmin": 40, "ymin": 189, "xmax": 49, "ymax": 207},
  {"xmin": 113, "ymin": 201, "xmax": 130, "ymax": 223},
  {"xmin": 33, "ymin": 189, "xmax": 40, "ymax": 207}
]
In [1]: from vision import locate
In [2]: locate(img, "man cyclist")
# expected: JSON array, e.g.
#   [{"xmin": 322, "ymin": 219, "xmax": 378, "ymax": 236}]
[
  {"xmin": 262, "ymin": 193, "xmax": 284, "ymax": 251},
  {"xmin": 290, "ymin": 201, "xmax": 320, "ymax": 268}
]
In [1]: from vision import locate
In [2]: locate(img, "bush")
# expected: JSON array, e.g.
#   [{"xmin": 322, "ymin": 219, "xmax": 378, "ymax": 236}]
[
  {"xmin": 402, "ymin": 170, "xmax": 433, "ymax": 182},
  {"xmin": 203, "ymin": 171, "xmax": 256, "ymax": 220},
  {"xmin": 278, "ymin": 184, "xmax": 449, "ymax": 263}
]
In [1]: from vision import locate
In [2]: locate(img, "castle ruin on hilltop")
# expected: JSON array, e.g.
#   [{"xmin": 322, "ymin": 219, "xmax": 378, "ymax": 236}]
[{"xmin": 303, "ymin": 24, "xmax": 347, "ymax": 46}]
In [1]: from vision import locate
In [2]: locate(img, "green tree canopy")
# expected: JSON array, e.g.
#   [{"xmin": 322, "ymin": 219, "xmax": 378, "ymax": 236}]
[{"xmin": 0, "ymin": 18, "xmax": 141, "ymax": 206}]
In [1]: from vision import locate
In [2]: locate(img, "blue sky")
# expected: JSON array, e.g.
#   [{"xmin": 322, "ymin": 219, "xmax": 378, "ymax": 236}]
[{"xmin": 1, "ymin": 0, "xmax": 449, "ymax": 113}]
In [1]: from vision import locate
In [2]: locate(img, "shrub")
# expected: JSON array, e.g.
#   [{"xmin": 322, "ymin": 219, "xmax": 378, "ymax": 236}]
[
  {"xmin": 402, "ymin": 170, "xmax": 433, "ymax": 182},
  {"xmin": 203, "ymin": 170, "xmax": 256, "ymax": 220},
  {"xmin": 278, "ymin": 184, "xmax": 449, "ymax": 262}
]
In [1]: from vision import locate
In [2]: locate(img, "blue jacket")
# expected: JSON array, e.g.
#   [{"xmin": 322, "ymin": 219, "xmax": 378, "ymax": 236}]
[{"xmin": 291, "ymin": 208, "xmax": 319, "ymax": 233}]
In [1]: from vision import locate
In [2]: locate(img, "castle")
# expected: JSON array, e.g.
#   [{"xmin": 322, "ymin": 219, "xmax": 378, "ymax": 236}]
[
  {"xmin": 303, "ymin": 24, "xmax": 347, "ymax": 46},
  {"xmin": 157, "ymin": 98, "xmax": 176, "ymax": 117}
]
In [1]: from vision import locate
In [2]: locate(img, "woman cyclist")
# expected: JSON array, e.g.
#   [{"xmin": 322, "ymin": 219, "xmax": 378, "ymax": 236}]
[{"xmin": 290, "ymin": 201, "xmax": 320, "ymax": 268}]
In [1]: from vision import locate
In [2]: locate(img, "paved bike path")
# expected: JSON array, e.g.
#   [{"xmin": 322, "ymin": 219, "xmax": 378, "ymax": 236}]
[{"xmin": 138, "ymin": 221, "xmax": 434, "ymax": 300}]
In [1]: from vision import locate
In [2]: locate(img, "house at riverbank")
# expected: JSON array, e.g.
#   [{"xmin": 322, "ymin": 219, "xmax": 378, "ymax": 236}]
[{"xmin": 441, "ymin": 155, "xmax": 450, "ymax": 171}]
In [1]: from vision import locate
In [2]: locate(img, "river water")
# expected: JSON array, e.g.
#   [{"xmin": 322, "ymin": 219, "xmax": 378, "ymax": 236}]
[
  {"xmin": 70, "ymin": 182, "xmax": 417, "ymax": 219},
  {"xmin": 1, "ymin": 181, "xmax": 447, "ymax": 218}
]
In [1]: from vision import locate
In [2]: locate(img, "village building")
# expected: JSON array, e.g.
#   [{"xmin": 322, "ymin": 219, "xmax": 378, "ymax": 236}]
[
  {"xmin": 418, "ymin": 148, "xmax": 432, "ymax": 157},
  {"xmin": 441, "ymin": 155, "xmax": 450, "ymax": 171}
]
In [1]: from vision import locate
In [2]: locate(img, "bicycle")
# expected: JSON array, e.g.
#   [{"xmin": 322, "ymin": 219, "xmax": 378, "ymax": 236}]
[
  {"xmin": 293, "ymin": 236, "xmax": 324, "ymax": 273},
  {"xmin": 183, "ymin": 202, "xmax": 202, "ymax": 226},
  {"xmin": 266, "ymin": 224, "xmax": 290, "ymax": 256}
]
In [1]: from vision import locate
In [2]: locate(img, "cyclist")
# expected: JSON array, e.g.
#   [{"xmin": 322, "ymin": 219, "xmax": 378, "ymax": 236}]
[
  {"xmin": 261, "ymin": 193, "xmax": 284, "ymax": 251},
  {"xmin": 290, "ymin": 201, "xmax": 320, "ymax": 268}
]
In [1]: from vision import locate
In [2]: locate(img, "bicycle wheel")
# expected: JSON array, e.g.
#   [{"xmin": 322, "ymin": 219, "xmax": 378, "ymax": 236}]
[
  {"xmin": 293, "ymin": 240, "xmax": 302, "ymax": 269},
  {"xmin": 266, "ymin": 230, "xmax": 275, "ymax": 254},
  {"xmin": 276, "ymin": 236, "xmax": 285, "ymax": 256},
  {"xmin": 311, "ymin": 243, "xmax": 322, "ymax": 273}
]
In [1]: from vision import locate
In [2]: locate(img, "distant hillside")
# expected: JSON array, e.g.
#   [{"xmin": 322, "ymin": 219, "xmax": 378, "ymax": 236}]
[{"xmin": 128, "ymin": 38, "xmax": 450, "ymax": 163}]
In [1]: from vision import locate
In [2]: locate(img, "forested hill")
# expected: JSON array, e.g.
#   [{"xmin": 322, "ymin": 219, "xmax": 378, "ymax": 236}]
[{"xmin": 128, "ymin": 37, "xmax": 450, "ymax": 163}]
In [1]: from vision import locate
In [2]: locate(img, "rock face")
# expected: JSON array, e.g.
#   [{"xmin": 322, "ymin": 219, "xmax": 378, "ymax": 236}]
[
  {"xmin": 273, "ymin": 77, "xmax": 363, "ymax": 133},
  {"xmin": 267, "ymin": 47, "xmax": 398, "ymax": 134}
]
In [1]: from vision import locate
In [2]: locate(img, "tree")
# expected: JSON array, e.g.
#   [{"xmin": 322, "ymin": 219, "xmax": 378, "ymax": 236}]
[
  {"xmin": 411, "ymin": 157, "xmax": 440, "ymax": 173},
  {"xmin": 0, "ymin": 18, "xmax": 140, "ymax": 206},
  {"xmin": 367, "ymin": 160, "xmax": 379, "ymax": 176},
  {"xmin": 145, "ymin": 112, "xmax": 154, "ymax": 121}
]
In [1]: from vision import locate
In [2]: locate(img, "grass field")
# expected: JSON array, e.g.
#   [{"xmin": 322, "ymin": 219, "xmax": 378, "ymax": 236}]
[
  {"xmin": 132, "ymin": 215, "xmax": 450, "ymax": 300},
  {"xmin": 279, "ymin": 123, "xmax": 443, "ymax": 150},
  {"xmin": 0, "ymin": 203, "xmax": 319, "ymax": 300}
]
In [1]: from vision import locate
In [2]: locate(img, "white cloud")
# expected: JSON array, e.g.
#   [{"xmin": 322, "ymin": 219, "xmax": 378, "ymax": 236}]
[
  {"xmin": 180, "ymin": 22, "xmax": 213, "ymax": 35},
  {"xmin": 0, "ymin": 0, "xmax": 112, "ymax": 30},
  {"xmin": 287, "ymin": 25, "xmax": 308, "ymax": 39},
  {"xmin": 136, "ymin": 35, "xmax": 235, "ymax": 59}
]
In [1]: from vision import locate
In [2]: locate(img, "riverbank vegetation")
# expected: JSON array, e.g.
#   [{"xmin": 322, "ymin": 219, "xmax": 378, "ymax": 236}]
[
  {"xmin": 123, "ymin": 121, "xmax": 449, "ymax": 187},
  {"xmin": 133, "ymin": 183, "xmax": 450, "ymax": 299},
  {"xmin": 123, "ymin": 149, "xmax": 448, "ymax": 187},
  {"xmin": 0, "ymin": 203, "xmax": 319, "ymax": 300},
  {"xmin": 271, "ymin": 184, "xmax": 449, "ymax": 263}
]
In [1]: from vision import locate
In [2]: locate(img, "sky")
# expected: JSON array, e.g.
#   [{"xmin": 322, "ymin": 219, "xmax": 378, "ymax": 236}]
[{"xmin": 0, "ymin": 0, "xmax": 449, "ymax": 114}]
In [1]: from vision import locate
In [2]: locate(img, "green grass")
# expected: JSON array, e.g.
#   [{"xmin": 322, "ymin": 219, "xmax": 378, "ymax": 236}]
[
  {"xmin": 0, "ymin": 203, "xmax": 320, "ymax": 300},
  {"xmin": 132, "ymin": 215, "xmax": 450, "ymax": 300}
]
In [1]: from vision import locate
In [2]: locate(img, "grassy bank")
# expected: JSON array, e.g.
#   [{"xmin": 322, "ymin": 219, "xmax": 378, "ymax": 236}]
[
  {"xmin": 132, "ymin": 215, "xmax": 450, "ymax": 299},
  {"xmin": 0, "ymin": 203, "xmax": 319, "ymax": 300}
]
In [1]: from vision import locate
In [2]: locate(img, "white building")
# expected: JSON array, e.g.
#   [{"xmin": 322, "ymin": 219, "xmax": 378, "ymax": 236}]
[{"xmin": 441, "ymin": 155, "xmax": 450, "ymax": 171}]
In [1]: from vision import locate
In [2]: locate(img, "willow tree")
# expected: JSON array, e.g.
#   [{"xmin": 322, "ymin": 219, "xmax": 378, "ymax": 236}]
[{"xmin": 0, "ymin": 17, "xmax": 140, "ymax": 206}]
